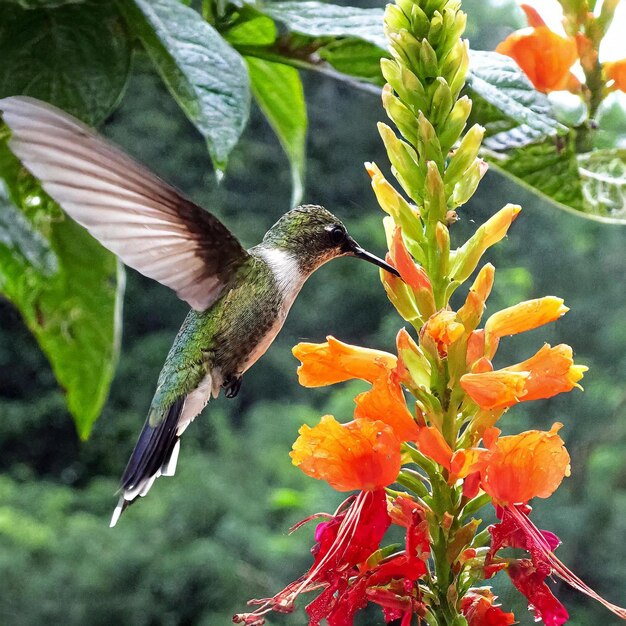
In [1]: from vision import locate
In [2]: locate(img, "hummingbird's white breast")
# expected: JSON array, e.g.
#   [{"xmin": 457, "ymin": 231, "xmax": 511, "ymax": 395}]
[{"xmin": 240, "ymin": 247, "xmax": 307, "ymax": 372}]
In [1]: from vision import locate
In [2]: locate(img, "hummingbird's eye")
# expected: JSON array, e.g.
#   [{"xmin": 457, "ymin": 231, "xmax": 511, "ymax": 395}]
[{"xmin": 328, "ymin": 225, "xmax": 346, "ymax": 245}]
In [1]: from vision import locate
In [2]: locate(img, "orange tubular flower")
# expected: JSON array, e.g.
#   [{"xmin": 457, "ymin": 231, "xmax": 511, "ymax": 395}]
[
  {"xmin": 496, "ymin": 5, "xmax": 579, "ymax": 93},
  {"xmin": 460, "ymin": 370, "xmax": 529, "ymax": 410},
  {"xmin": 507, "ymin": 343, "xmax": 587, "ymax": 402},
  {"xmin": 605, "ymin": 59, "xmax": 626, "ymax": 92},
  {"xmin": 461, "ymin": 343, "xmax": 585, "ymax": 410},
  {"xmin": 421, "ymin": 309, "xmax": 464, "ymax": 357},
  {"xmin": 485, "ymin": 296, "xmax": 568, "ymax": 340},
  {"xmin": 290, "ymin": 416, "xmax": 401, "ymax": 491},
  {"xmin": 354, "ymin": 373, "xmax": 420, "ymax": 442},
  {"xmin": 293, "ymin": 336, "xmax": 396, "ymax": 387},
  {"xmin": 479, "ymin": 423, "xmax": 571, "ymax": 505}
]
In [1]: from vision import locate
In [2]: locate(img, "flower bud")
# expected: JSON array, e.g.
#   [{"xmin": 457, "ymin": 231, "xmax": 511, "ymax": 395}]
[
  {"xmin": 450, "ymin": 205, "xmax": 521, "ymax": 282},
  {"xmin": 383, "ymin": 85, "xmax": 418, "ymax": 145},
  {"xmin": 444, "ymin": 124, "xmax": 485, "ymax": 188},
  {"xmin": 417, "ymin": 113, "xmax": 444, "ymax": 173},
  {"xmin": 438, "ymin": 96, "xmax": 471, "ymax": 154},
  {"xmin": 424, "ymin": 161, "xmax": 447, "ymax": 222},
  {"xmin": 431, "ymin": 77, "xmax": 454, "ymax": 128},
  {"xmin": 366, "ymin": 162, "xmax": 426, "ymax": 249},
  {"xmin": 378, "ymin": 122, "xmax": 424, "ymax": 202},
  {"xmin": 419, "ymin": 39, "xmax": 439, "ymax": 79}
]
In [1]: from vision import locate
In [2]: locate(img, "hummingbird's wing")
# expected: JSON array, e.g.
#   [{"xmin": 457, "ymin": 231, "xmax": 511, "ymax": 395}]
[{"xmin": 0, "ymin": 96, "xmax": 249, "ymax": 311}]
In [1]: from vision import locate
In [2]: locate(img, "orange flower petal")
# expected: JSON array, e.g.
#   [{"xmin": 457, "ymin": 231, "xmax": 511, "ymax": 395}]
[
  {"xmin": 460, "ymin": 370, "xmax": 529, "ymax": 410},
  {"xmin": 290, "ymin": 416, "xmax": 401, "ymax": 491},
  {"xmin": 422, "ymin": 309, "xmax": 464, "ymax": 357},
  {"xmin": 389, "ymin": 226, "xmax": 432, "ymax": 293},
  {"xmin": 485, "ymin": 296, "xmax": 568, "ymax": 339},
  {"xmin": 496, "ymin": 27, "xmax": 578, "ymax": 93},
  {"xmin": 354, "ymin": 373, "xmax": 420, "ymax": 442},
  {"xmin": 605, "ymin": 58, "xmax": 626, "ymax": 92},
  {"xmin": 508, "ymin": 343, "xmax": 588, "ymax": 402},
  {"xmin": 415, "ymin": 426, "xmax": 453, "ymax": 469},
  {"xmin": 293, "ymin": 336, "xmax": 397, "ymax": 387},
  {"xmin": 480, "ymin": 423, "xmax": 571, "ymax": 505}
]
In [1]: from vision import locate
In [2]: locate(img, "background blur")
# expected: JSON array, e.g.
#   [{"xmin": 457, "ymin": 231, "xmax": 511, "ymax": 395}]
[{"xmin": 0, "ymin": 0, "xmax": 624, "ymax": 624}]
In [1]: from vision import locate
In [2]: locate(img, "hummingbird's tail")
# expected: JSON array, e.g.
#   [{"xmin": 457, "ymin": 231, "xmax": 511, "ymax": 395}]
[{"xmin": 110, "ymin": 397, "xmax": 185, "ymax": 527}]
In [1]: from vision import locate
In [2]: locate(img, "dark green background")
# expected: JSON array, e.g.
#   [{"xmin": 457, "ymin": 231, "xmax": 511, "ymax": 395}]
[{"xmin": 0, "ymin": 1, "xmax": 624, "ymax": 623}]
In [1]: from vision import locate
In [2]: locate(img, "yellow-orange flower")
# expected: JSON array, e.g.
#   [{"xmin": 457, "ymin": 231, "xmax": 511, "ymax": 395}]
[
  {"xmin": 293, "ymin": 336, "xmax": 396, "ymax": 387},
  {"xmin": 290, "ymin": 416, "xmax": 401, "ymax": 491},
  {"xmin": 496, "ymin": 24, "xmax": 579, "ymax": 93},
  {"xmin": 460, "ymin": 370, "xmax": 529, "ymax": 410},
  {"xmin": 485, "ymin": 297, "xmax": 568, "ymax": 339},
  {"xmin": 354, "ymin": 373, "xmax": 420, "ymax": 442},
  {"xmin": 461, "ymin": 343, "xmax": 586, "ymax": 410},
  {"xmin": 479, "ymin": 423, "xmax": 571, "ymax": 505},
  {"xmin": 421, "ymin": 309, "xmax": 464, "ymax": 356},
  {"xmin": 605, "ymin": 58, "xmax": 626, "ymax": 92},
  {"xmin": 507, "ymin": 343, "xmax": 587, "ymax": 402}
]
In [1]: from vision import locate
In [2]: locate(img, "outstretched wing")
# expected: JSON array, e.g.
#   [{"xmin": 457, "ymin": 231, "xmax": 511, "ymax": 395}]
[{"xmin": 0, "ymin": 96, "xmax": 249, "ymax": 311}]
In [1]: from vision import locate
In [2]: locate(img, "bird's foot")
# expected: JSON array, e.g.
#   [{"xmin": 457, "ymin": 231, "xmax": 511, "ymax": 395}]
[{"xmin": 223, "ymin": 374, "xmax": 242, "ymax": 398}]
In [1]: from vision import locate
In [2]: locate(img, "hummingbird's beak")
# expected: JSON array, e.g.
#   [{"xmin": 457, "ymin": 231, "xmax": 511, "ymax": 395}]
[{"xmin": 344, "ymin": 237, "xmax": 401, "ymax": 277}]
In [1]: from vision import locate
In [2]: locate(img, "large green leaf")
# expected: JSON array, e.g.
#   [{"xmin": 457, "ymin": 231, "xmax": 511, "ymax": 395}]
[
  {"xmin": 0, "ymin": 1, "xmax": 131, "ymax": 125},
  {"xmin": 119, "ymin": 0, "xmax": 250, "ymax": 173},
  {"xmin": 465, "ymin": 51, "xmax": 568, "ymax": 149},
  {"xmin": 245, "ymin": 57, "xmax": 307, "ymax": 206},
  {"xmin": 261, "ymin": 1, "xmax": 386, "ymax": 49},
  {"xmin": 0, "ymin": 140, "xmax": 123, "ymax": 439}
]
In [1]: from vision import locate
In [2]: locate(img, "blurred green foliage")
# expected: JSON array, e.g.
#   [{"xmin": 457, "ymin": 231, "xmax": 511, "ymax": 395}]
[{"xmin": 0, "ymin": 0, "xmax": 624, "ymax": 624}]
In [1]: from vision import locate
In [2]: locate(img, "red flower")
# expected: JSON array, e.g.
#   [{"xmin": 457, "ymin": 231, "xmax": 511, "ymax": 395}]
[
  {"xmin": 486, "ymin": 505, "xmax": 626, "ymax": 623},
  {"xmin": 461, "ymin": 588, "xmax": 515, "ymax": 626},
  {"xmin": 509, "ymin": 559, "xmax": 569, "ymax": 626}
]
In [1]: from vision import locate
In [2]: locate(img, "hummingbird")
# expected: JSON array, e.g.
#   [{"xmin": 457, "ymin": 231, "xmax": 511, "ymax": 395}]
[{"xmin": 0, "ymin": 96, "xmax": 400, "ymax": 527}]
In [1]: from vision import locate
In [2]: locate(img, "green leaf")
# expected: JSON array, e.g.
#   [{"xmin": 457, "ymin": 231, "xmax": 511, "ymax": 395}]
[
  {"xmin": 260, "ymin": 1, "xmax": 386, "ymax": 49},
  {"xmin": 119, "ymin": 0, "xmax": 250, "ymax": 173},
  {"xmin": 486, "ymin": 135, "xmax": 585, "ymax": 216},
  {"xmin": 578, "ymin": 149, "xmax": 626, "ymax": 221},
  {"xmin": 223, "ymin": 6, "xmax": 276, "ymax": 46},
  {"xmin": 317, "ymin": 39, "xmax": 387, "ymax": 84},
  {"xmin": 0, "ymin": 140, "xmax": 123, "ymax": 439},
  {"xmin": 465, "ymin": 51, "xmax": 568, "ymax": 150},
  {"xmin": 0, "ymin": 1, "xmax": 131, "ymax": 125},
  {"xmin": 245, "ymin": 57, "xmax": 307, "ymax": 206}
]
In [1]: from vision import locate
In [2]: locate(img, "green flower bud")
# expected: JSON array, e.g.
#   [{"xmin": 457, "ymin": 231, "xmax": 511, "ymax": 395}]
[
  {"xmin": 451, "ymin": 158, "xmax": 484, "ymax": 208},
  {"xmin": 437, "ymin": 9, "xmax": 467, "ymax": 61},
  {"xmin": 383, "ymin": 60, "xmax": 429, "ymax": 115},
  {"xmin": 444, "ymin": 124, "xmax": 484, "ymax": 188},
  {"xmin": 424, "ymin": 161, "xmax": 447, "ymax": 222},
  {"xmin": 417, "ymin": 113, "xmax": 445, "ymax": 173},
  {"xmin": 419, "ymin": 39, "xmax": 439, "ymax": 79},
  {"xmin": 428, "ymin": 11, "xmax": 444, "ymax": 47},
  {"xmin": 384, "ymin": 4, "xmax": 411, "ymax": 34},
  {"xmin": 448, "ymin": 41, "xmax": 470, "ymax": 100},
  {"xmin": 390, "ymin": 30, "xmax": 422, "ymax": 76},
  {"xmin": 430, "ymin": 77, "xmax": 454, "ymax": 129},
  {"xmin": 410, "ymin": 3, "xmax": 431, "ymax": 39},
  {"xmin": 383, "ymin": 85, "xmax": 418, "ymax": 146},
  {"xmin": 439, "ymin": 96, "xmax": 471, "ymax": 154},
  {"xmin": 378, "ymin": 122, "xmax": 425, "ymax": 203}
]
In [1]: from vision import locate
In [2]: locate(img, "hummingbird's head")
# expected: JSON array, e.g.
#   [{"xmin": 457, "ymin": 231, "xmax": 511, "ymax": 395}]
[{"xmin": 261, "ymin": 204, "xmax": 400, "ymax": 276}]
